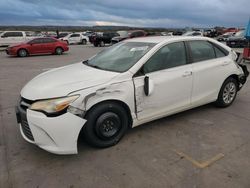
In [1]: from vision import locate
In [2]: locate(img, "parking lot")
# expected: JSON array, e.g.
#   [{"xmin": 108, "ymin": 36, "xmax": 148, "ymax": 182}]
[{"xmin": 0, "ymin": 44, "xmax": 250, "ymax": 188}]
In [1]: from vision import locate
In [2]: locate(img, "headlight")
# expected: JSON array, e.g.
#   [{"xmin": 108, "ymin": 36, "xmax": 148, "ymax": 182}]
[{"xmin": 30, "ymin": 95, "xmax": 79, "ymax": 115}]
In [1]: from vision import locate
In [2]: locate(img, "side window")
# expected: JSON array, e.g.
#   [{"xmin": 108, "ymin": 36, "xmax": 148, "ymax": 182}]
[
  {"xmin": 43, "ymin": 38, "xmax": 56, "ymax": 43},
  {"xmin": 189, "ymin": 41, "xmax": 216, "ymax": 62},
  {"xmin": 70, "ymin": 34, "xmax": 80, "ymax": 37},
  {"xmin": 4, "ymin": 32, "xmax": 23, "ymax": 37},
  {"xmin": 211, "ymin": 43, "xmax": 228, "ymax": 58},
  {"xmin": 143, "ymin": 42, "xmax": 187, "ymax": 73},
  {"xmin": 29, "ymin": 39, "xmax": 43, "ymax": 44},
  {"xmin": 137, "ymin": 32, "xmax": 145, "ymax": 37},
  {"xmin": 13, "ymin": 32, "xmax": 23, "ymax": 37}
]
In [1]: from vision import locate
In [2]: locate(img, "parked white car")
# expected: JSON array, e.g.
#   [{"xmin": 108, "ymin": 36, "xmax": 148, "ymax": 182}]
[
  {"xmin": 60, "ymin": 33, "xmax": 89, "ymax": 45},
  {"xmin": 16, "ymin": 36, "xmax": 249, "ymax": 154},
  {"xmin": 0, "ymin": 31, "xmax": 35, "ymax": 47},
  {"xmin": 182, "ymin": 31, "xmax": 204, "ymax": 36}
]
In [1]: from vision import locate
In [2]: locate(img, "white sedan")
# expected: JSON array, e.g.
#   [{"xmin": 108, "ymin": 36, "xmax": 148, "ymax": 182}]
[
  {"xmin": 60, "ymin": 32, "xmax": 89, "ymax": 45},
  {"xmin": 16, "ymin": 36, "xmax": 249, "ymax": 154}
]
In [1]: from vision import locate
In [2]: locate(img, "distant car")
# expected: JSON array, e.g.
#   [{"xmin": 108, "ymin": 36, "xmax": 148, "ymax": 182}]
[
  {"xmin": 6, "ymin": 37, "xmax": 69, "ymax": 57},
  {"xmin": 226, "ymin": 30, "xmax": 248, "ymax": 48},
  {"xmin": 57, "ymin": 32, "xmax": 71, "ymax": 39},
  {"xmin": 0, "ymin": 31, "xmax": 36, "ymax": 47},
  {"xmin": 217, "ymin": 32, "xmax": 235, "ymax": 42},
  {"xmin": 60, "ymin": 33, "xmax": 89, "ymax": 45},
  {"xmin": 222, "ymin": 28, "xmax": 239, "ymax": 34},
  {"xmin": 111, "ymin": 30, "xmax": 147, "ymax": 44},
  {"xmin": 93, "ymin": 32, "xmax": 120, "ymax": 47},
  {"xmin": 182, "ymin": 31, "xmax": 203, "ymax": 36}
]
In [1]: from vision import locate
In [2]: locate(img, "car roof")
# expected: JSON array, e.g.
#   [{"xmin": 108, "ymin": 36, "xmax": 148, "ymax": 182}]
[{"xmin": 126, "ymin": 36, "xmax": 210, "ymax": 44}]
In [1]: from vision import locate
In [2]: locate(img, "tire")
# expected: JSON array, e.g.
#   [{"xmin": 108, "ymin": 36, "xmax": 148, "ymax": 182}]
[
  {"xmin": 100, "ymin": 40, "xmax": 105, "ymax": 47},
  {"xmin": 18, "ymin": 49, "xmax": 28, "ymax": 57},
  {"xmin": 83, "ymin": 102, "xmax": 129, "ymax": 148},
  {"xmin": 81, "ymin": 39, "xmax": 87, "ymax": 45},
  {"xmin": 215, "ymin": 77, "xmax": 238, "ymax": 107},
  {"xmin": 55, "ymin": 47, "xmax": 63, "ymax": 55},
  {"xmin": 93, "ymin": 42, "xmax": 98, "ymax": 47}
]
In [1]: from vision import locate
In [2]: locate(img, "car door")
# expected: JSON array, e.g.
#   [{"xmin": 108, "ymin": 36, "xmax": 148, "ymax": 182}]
[
  {"xmin": 42, "ymin": 38, "xmax": 56, "ymax": 53},
  {"xmin": 69, "ymin": 34, "xmax": 80, "ymax": 44},
  {"xmin": 28, "ymin": 38, "xmax": 44, "ymax": 54},
  {"xmin": 133, "ymin": 42, "xmax": 193, "ymax": 121},
  {"xmin": 187, "ymin": 40, "xmax": 231, "ymax": 106}
]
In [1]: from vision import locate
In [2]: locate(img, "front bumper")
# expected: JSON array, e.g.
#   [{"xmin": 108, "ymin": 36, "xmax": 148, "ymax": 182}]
[
  {"xmin": 237, "ymin": 64, "xmax": 249, "ymax": 90},
  {"xmin": 16, "ymin": 102, "xmax": 86, "ymax": 155}
]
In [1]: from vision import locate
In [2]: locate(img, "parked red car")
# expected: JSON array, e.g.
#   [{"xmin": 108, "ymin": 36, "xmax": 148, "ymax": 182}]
[{"xmin": 6, "ymin": 37, "xmax": 69, "ymax": 57}]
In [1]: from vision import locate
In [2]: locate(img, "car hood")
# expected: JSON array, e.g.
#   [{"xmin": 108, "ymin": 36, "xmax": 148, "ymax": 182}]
[
  {"xmin": 112, "ymin": 36, "xmax": 127, "ymax": 41},
  {"xmin": 21, "ymin": 62, "xmax": 119, "ymax": 100}
]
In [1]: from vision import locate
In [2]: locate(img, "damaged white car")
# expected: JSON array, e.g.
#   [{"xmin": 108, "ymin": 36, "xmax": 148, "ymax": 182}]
[{"xmin": 16, "ymin": 36, "xmax": 249, "ymax": 154}]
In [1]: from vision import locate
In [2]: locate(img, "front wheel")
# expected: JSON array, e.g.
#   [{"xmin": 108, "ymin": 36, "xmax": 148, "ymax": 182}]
[
  {"xmin": 55, "ymin": 47, "xmax": 63, "ymax": 55},
  {"xmin": 83, "ymin": 102, "xmax": 128, "ymax": 148},
  {"xmin": 215, "ymin": 77, "xmax": 238, "ymax": 107},
  {"xmin": 81, "ymin": 39, "xmax": 87, "ymax": 45},
  {"xmin": 18, "ymin": 49, "xmax": 28, "ymax": 57},
  {"xmin": 99, "ymin": 40, "xmax": 105, "ymax": 47}
]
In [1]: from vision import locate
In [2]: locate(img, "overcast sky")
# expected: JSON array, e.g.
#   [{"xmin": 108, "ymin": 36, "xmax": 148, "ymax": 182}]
[{"xmin": 0, "ymin": 0, "xmax": 249, "ymax": 27}]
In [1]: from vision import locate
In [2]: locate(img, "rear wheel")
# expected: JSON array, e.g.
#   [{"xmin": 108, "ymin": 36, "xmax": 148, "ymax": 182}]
[
  {"xmin": 83, "ymin": 102, "xmax": 128, "ymax": 148},
  {"xmin": 18, "ymin": 49, "xmax": 28, "ymax": 57},
  {"xmin": 55, "ymin": 47, "xmax": 63, "ymax": 55},
  {"xmin": 100, "ymin": 40, "xmax": 105, "ymax": 47},
  {"xmin": 215, "ymin": 77, "xmax": 238, "ymax": 107},
  {"xmin": 81, "ymin": 39, "xmax": 87, "ymax": 45}
]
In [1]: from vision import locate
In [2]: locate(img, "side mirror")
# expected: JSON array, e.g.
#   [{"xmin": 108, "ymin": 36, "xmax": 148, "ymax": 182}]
[{"xmin": 144, "ymin": 76, "xmax": 154, "ymax": 96}]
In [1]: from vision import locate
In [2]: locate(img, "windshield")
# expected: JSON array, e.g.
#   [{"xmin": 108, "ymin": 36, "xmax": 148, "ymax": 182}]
[
  {"xmin": 85, "ymin": 42, "xmax": 156, "ymax": 73},
  {"xmin": 234, "ymin": 30, "xmax": 245, "ymax": 37}
]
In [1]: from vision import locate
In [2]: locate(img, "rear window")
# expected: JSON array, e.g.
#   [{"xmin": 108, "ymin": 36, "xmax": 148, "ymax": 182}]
[{"xmin": 189, "ymin": 41, "xmax": 216, "ymax": 62}]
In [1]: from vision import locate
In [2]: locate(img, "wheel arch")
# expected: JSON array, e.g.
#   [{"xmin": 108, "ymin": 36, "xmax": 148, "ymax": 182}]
[
  {"xmin": 224, "ymin": 74, "xmax": 240, "ymax": 90},
  {"xmin": 85, "ymin": 99, "xmax": 133, "ymax": 128},
  {"xmin": 17, "ymin": 48, "xmax": 29, "ymax": 56}
]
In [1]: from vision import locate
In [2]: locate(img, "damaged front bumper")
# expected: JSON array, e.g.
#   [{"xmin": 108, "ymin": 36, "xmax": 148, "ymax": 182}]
[
  {"xmin": 238, "ymin": 64, "xmax": 249, "ymax": 88},
  {"xmin": 16, "ymin": 104, "xmax": 86, "ymax": 155}
]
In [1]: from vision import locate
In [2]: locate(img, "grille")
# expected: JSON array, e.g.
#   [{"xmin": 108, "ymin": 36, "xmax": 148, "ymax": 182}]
[
  {"xmin": 21, "ymin": 119, "xmax": 34, "ymax": 141},
  {"xmin": 19, "ymin": 97, "xmax": 34, "ymax": 141},
  {"xmin": 20, "ymin": 97, "xmax": 33, "ymax": 111}
]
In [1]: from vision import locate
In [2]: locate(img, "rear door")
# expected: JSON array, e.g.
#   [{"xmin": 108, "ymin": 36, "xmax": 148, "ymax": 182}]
[
  {"xmin": 133, "ymin": 42, "xmax": 193, "ymax": 121},
  {"xmin": 28, "ymin": 38, "xmax": 44, "ymax": 54},
  {"xmin": 69, "ymin": 34, "xmax": 80, "ymax": 44},
  {"xmin": 42, "ymin": 38, "xmax": 57, "ymax": 52},
  {"xmin": 187, "ymin": 40, "xmax": 231, "ymax": 106}
]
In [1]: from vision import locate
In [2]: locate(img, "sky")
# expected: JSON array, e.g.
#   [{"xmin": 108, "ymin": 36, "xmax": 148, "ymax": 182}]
[{"xmin": 0, "ymin": 0, "xmax": 249, "ymax": 28}]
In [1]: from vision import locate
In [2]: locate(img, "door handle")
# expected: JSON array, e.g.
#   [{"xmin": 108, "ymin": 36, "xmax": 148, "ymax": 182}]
[
  {"xmin": 221, "ymin": 61, "xmax": 230, "ymax": 66},
  {"xmin": 182, "ymin": 71, "xmax": 192, "ymax": 77}
]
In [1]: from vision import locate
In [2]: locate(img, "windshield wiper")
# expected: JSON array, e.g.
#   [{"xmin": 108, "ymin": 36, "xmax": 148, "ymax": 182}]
[{"xmin": 82, "ymin": 60, "xmax": 102, "ymax": 70}]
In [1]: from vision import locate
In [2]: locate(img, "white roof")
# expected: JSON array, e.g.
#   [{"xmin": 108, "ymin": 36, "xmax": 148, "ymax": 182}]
[{"xmin": 126, "ymin": 36, "xmax": 212, "ymax": 44}]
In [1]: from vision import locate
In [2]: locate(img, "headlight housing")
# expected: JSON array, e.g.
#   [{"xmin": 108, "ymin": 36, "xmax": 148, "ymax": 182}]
[{"xmin": 30, "ymin": 95, "xmax": 79, "ymax": 116}]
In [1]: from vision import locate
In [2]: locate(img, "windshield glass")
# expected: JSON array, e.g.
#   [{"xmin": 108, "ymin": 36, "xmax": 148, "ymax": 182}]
[
  {"xmin": 235, "ymin": 30, "xmax": 245, "ymax": 37},
  {"xmin": 85, "ymin": 42, "xmax": 156, "ymax": 73}
]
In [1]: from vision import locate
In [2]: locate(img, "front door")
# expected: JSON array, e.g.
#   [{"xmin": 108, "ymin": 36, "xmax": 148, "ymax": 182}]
[{"xmin": 133, "ymin": 42, "xmax": 193, "ymax": 121}]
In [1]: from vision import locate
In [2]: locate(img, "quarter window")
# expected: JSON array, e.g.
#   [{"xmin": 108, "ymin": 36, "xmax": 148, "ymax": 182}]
[
  {"xmin": 143, "ymin": 42, "xmax": 187, "ymax": 73},
  {"xmin": 214, "ymin": 46, "xmax": 226, "ymax": 58},
  {"xmin": 189, "ymin": 41, "xmax": 216, "ymax": 62},
  {"xmin": 70, "ymin": 34, "xmax": 80, "ymax": 37}
]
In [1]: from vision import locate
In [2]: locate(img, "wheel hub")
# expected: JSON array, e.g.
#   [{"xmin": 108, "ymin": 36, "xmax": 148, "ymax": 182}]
[
  {"xmin": 96, "ymin": 112, "xmax": 121, "ymax": 139},
  {"xmin": 223, "ymin": 82, "xmax": 236, "ymax": 104}
]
